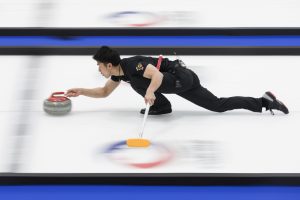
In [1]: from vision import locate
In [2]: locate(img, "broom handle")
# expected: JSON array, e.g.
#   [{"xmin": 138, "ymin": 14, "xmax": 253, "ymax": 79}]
[{"xmin": 139, "ymin": 103, "xmax": 150, "ymax": 138}]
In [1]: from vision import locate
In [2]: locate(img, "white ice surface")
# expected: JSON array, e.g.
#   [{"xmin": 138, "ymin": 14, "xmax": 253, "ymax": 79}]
[{"xmin": 0, "ymin": 56, "xmax": 299, "ymax": 173}]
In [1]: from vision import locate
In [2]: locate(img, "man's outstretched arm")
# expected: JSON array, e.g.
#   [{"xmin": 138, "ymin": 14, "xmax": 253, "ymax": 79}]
[{"xmin": 66, "ymin": 79, "xmax": 120, "ymax": 98}]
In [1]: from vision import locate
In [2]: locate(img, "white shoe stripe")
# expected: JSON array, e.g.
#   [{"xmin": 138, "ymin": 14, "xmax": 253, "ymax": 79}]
[{"xmin": 263, "ymin": 94, "xmax": 274, "ymax": 102}]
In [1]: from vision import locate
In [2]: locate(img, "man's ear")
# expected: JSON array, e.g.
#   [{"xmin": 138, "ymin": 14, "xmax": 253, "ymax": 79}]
[{"xmin": 107, "ymin": 63, "xmax": 113, "ymax": 69}]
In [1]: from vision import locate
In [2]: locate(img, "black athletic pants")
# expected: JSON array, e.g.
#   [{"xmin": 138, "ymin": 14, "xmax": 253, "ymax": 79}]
[{"xmin": 130, "ymin": 65, "xmax": 263, "ymax": 113}]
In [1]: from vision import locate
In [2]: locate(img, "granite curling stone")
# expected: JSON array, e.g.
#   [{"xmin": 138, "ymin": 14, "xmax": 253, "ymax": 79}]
[{"xmin": 43, "ymin": 92, "xmax": 72, "ymax": 115}]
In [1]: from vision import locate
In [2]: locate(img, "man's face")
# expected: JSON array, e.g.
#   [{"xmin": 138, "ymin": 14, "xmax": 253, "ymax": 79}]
[{"xmin": 97, "ymin": 61, "xmax": 111, "ymax": 78}]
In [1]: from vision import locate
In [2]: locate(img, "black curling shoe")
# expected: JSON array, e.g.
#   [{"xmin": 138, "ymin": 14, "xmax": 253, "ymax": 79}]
[
  {"xmin": 262, "ymin": 91, "xmax": 289, "ymax": 115},
  {"xmin": 140, "ymin": 106, "xmax": 172, "ymax": 115}
]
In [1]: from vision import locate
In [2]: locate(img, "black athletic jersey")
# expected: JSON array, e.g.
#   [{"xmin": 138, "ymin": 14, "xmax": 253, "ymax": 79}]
[{"xmin": 111, "ymin": 56, "xmax": 175, "ymax": 83}]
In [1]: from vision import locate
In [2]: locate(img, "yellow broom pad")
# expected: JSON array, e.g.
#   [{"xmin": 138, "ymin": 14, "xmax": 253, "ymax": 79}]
[{"xmin": 126, "ymin": 138, "xmax": 151, "ymax": 148}]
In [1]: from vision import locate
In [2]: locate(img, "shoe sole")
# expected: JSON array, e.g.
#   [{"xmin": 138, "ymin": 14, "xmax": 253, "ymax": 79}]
[
  {"xmin": 140, "ymin": 109, "xmax": 172, "ymax": 115},
  {"xmin": 266, "ymin": 91, "xmax": 276, "ymax": 99}
]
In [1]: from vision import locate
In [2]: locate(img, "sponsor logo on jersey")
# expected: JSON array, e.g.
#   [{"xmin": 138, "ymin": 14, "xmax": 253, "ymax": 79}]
[{"xmin": 136, "ymin": 62, "xmax": 144, "ymax": 71}]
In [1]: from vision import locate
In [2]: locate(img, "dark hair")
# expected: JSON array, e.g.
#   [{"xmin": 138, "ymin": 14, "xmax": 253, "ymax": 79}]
[{"xmin": 93, "ymin": 46, "xmax": 121, "ymax": 66}]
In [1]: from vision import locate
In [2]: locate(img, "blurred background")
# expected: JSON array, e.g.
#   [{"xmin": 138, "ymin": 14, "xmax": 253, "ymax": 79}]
[
  {"xmin": 1, "ymin": 0, "xmax": 300, "ymax": 27},
  {"xmin": 0, "ymin": 0, "xmax": 300, "ymax": 176}
]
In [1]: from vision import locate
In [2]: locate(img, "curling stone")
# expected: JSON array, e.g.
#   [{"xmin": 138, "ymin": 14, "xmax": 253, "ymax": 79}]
[{"xmin": 43, "ymin": 92, "xmax": 72, "ymax": 115}]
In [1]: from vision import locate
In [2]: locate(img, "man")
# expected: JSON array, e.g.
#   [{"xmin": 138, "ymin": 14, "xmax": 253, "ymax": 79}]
[{"xmin": 66, "ymin": 46, "xmax": 289, "ymax": 115}]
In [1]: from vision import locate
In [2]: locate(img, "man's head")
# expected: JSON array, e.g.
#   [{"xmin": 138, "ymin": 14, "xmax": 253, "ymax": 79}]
[{"xmin": 93, "ymin": 46, "xmax": 121, "ymax": 78}]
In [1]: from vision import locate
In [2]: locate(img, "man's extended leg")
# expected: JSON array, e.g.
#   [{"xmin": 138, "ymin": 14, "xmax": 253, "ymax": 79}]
[
  {"xmin": 178, "ymin": 86, "xmax": 263, "ymax": 112},
  {"xmin": 177, "ymin": 71, "xmax": 263, "ymax": 113}
]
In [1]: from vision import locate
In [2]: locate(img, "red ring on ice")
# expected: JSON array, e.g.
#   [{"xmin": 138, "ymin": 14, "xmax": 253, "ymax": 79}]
[{"xmin": 104, "ymin": 141, "xmax": 173, "ymax": 168}]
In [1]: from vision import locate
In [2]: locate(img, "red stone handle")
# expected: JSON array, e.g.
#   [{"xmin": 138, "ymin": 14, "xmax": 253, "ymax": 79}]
[{"xmin": 51, "ymin": 92, "xmax": 65, "ymax": 97}]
